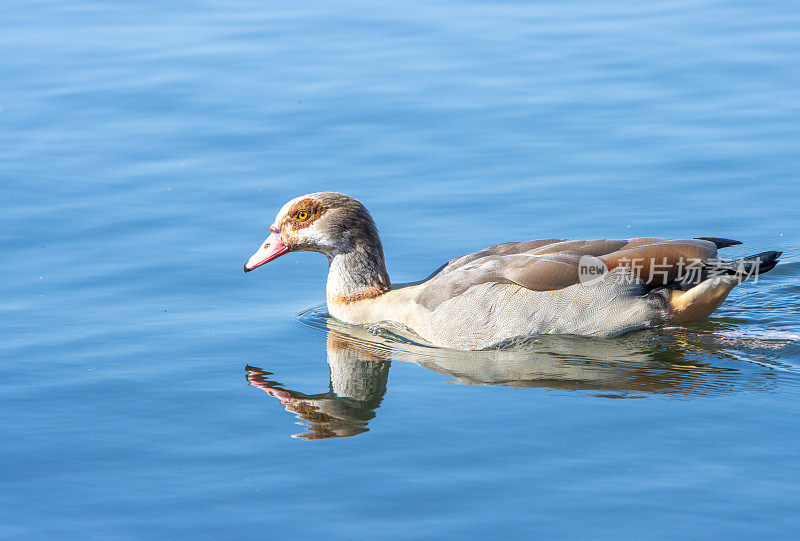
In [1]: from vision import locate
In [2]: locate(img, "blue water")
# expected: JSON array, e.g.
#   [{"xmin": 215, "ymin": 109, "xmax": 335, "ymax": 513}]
[{"xmin": 3, "ymin": 1, "xmax": 800, "ymax": 538}]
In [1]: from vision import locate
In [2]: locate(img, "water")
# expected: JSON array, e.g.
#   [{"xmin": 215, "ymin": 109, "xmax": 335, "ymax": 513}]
[{"xmin": 2, "ymin": 0, "xmax": 800, "ymax": 537}]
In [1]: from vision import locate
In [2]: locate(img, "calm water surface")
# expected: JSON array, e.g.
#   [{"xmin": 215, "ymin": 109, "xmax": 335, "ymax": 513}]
[{"xmin": 3, "ymin": 0, "xmax": 800, "ymax": 538}]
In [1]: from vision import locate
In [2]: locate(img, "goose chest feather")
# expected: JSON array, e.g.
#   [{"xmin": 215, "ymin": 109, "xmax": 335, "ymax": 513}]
[{"xmin": 244, "ymin": 192, "xmax": 781, "ymax": 350}]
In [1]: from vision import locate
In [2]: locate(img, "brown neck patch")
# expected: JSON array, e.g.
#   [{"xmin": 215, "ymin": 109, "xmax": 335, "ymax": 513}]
[{"xmin": 328, "ymin": 283, "xmax": 389, "ymax": 305}]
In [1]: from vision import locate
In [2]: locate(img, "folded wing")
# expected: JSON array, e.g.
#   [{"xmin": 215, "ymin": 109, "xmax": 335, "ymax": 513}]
[{"xmin": 418, "ymin": 237, "xmax": 724, "ymax": 310}]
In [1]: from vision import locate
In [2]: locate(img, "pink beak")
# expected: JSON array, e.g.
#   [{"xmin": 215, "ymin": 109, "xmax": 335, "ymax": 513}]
[{"xmin": 244, "ymin": 228, "xmax": 290, "ymax": 272}]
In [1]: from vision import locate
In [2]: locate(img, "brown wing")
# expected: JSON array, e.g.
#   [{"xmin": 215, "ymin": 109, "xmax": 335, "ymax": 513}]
[
  {"xmin": 437, "ymin": 239, "xmax": 568, "ymax": 273},
  {"xmin": 600, "ymin": 240, "xmax": 718, "ymax": 287},
  {"xmin": 418, "ymin": 237, "xmax": 719, "ymax": 310}
]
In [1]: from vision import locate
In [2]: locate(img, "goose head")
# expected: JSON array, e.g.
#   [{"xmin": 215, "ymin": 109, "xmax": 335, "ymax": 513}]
[{"xmin": 243, "ymin": 192, "xmax": 388, "ymax": 279}]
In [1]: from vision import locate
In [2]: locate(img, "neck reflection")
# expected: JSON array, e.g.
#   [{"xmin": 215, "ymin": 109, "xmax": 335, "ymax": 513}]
[{"xmin": 246, "ymin": 327, "xmax": 391, "ymax": 439}]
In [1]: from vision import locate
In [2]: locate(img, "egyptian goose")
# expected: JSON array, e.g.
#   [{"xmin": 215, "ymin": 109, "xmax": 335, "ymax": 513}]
[{"xmin": 244, "ymin": 192, "xmax": 781, "ymax": 350}]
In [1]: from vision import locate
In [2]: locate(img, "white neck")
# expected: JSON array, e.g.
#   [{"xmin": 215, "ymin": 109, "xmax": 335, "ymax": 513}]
[{"xmin": 326, "ymin": 248, "xmax": 390, "ymax": 302}]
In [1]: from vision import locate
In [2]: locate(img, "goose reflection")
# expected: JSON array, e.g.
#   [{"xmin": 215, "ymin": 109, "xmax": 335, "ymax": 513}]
[{"xmin": 247, "ymin": 309, "xmax": 792, "ymax": 439}]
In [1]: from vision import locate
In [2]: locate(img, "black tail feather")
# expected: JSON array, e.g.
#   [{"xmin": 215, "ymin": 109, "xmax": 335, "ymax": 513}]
[
  {"xmin": 671, "ymin": 250, "xmax": 781, "ymax": 290},
  {"xmin": 694, "ymin": 237, "xmax": 743, "ymax": 249},
  {"xmin": 707, "ymin": 251, "xmax": 782, "ymax": 280},
  {"xmin": 738, "ymin": 250, "xmax": 782, "ymax": 276}
]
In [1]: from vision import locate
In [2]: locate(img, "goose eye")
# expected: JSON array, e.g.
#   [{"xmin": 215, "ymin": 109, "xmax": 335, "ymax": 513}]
[{"xmin": 297, "ymin": 210, "xmax": 309, "ymax": 221}]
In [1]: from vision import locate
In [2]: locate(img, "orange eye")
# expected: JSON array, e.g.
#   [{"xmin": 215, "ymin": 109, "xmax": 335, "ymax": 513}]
[{"xmin": 297, "ymin": 211, "xmax": 309, "ymax": 220}]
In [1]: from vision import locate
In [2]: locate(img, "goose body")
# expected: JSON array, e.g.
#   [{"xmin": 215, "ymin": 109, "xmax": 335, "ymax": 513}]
[{"xmin": 245, "ymin": 192, "xmax": 781, "ymax": 350}]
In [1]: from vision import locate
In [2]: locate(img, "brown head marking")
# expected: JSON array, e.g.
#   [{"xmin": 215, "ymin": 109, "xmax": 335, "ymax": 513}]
[{"xmin": 280, "ymin": 197, "xmax": 327, "ymax": 231}]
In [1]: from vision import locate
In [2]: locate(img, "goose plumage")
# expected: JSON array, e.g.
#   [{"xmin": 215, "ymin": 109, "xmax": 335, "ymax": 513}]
[{"xmin": 244, "ymin": 192, "xmax": 781, "ymax": 350}]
